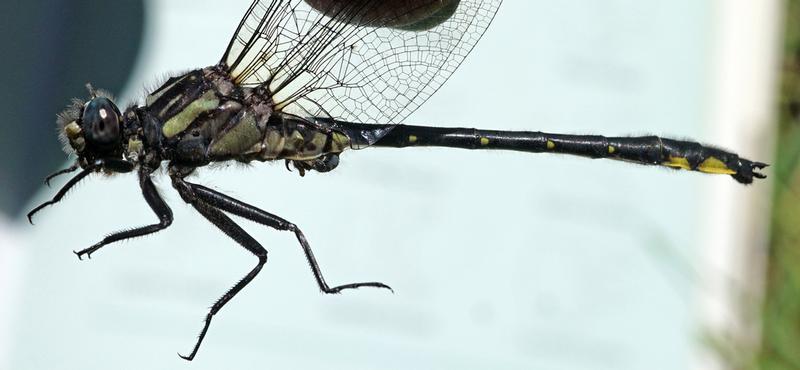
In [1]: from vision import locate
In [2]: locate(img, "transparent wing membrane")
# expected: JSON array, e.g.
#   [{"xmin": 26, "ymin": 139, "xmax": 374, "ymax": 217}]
[{"xmin": 222, "ymin": 0, "xmax": 502, "ymax": 123}]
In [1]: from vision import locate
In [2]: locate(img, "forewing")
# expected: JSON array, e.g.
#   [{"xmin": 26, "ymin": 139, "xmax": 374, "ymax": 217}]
[{"xmin": 221, "ymin": 0, "xmax": 501, "ymax": 123}]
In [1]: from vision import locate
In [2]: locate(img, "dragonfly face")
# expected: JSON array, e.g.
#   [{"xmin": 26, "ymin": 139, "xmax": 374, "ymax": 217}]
[{"xmin": 56, "ymin": 86, "xmax": 135, "ymax": 172}]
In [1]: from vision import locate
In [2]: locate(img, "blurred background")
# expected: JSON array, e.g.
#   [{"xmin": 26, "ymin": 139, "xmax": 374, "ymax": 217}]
[{"xmin": 0, "ymin": 0, "xmax": 794, "ymax": 369}]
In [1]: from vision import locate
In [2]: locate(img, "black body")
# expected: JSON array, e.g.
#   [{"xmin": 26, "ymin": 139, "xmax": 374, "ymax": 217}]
[{"xmin": 346, "ymin": 123, "xmax": 767, "ymax": 184}]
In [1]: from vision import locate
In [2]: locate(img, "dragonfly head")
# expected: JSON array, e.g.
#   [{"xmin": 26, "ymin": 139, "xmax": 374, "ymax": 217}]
[{"xmin": 57, "ymin": 84, "xmax": 125, "ymax": 167}]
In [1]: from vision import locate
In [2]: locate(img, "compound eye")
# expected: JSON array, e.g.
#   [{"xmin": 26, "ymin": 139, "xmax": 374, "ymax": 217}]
[{"xmin": 82, "ymin": 97, "xmax": 121, "ymax": 148}]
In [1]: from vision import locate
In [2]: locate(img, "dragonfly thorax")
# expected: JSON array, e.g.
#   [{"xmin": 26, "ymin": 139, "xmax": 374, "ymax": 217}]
[{"xmin": 134, "ymin": 66, "xmax": 354, "ymax": 174}]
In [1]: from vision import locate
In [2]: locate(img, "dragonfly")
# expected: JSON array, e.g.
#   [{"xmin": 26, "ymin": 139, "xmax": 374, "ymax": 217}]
[{"xmin": 28, "ymin": 0, "xmax": 767, "ymax": 361}]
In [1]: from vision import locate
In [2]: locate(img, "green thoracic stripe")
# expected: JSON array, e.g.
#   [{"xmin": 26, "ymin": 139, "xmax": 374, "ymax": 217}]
[
  {"xmin": 146, "ymin": 74, "xmax": 188, "ymax": 107},
  {"xmin": 162, "ymin": 91, "xmax": 219, "ymax": 138},
  {"xmin": 209, "ymin": 113, "xmax": 261, "ymax": 156}
]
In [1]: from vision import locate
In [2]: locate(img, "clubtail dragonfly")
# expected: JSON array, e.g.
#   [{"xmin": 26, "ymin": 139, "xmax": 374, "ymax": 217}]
[{"xmin": 27, "ymin": 0, "xmax": 767, "ymax": 360}]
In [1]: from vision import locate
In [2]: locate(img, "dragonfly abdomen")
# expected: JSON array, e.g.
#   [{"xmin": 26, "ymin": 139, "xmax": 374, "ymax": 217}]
[
  {"xmin": 340, "ymin": 122, "xmax": 767, "ymax": 184},
  {"xmin": 253, "ymin": 114, "xmax": 350, "ymax": 162}
]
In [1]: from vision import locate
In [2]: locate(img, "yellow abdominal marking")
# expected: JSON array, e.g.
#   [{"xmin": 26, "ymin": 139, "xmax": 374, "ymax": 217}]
[
  {"xmin": 663, "ymin": 156, "xmax": 691, "ymax": 170},
  {"xmin": 259, "ymin": 128, "xmax": 286, "ymax": 159},
  {"xmin": 330, "ymin": 132, "xmax": 350, "ymax": 152},
  {"xmin": 409, "ymin": 135, "xmax": 418, "ymax": 143},
  {"xmin": 697, "ymin": 157, "xmax": 736, "ymax": 174},
  {"xmin": 608, "ymin": 145, "xmax": 616, "ymax": 154},
  {"xmin": 546, "ymin": 140, "xmax": 555, "ymax": 150},
  {"xmin": 162, "ymin": 91, "xmax": 219, "ymax": 138},
  {"xmin": 306, "ymin": 133, "xmax": 327, "ymax": 152},
  {"xmin": 480, "ymin": 137, "xmax": 490, "ymax": 146}
]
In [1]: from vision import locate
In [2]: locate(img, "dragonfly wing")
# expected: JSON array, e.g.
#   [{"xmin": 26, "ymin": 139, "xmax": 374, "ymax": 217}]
[{"xmin": 221, "ymin": 0, "xmax": 502, "ymax": 123}]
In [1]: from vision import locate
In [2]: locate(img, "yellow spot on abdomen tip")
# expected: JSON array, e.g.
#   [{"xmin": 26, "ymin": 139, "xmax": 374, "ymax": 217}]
[
  {"xmin": 698, "ymin": 157, "xmax": 736, "ymax": 175},
  {"xmin": 480, "ymin": 137, "xmax": 490, "ymax": 146},
  {"xmin": 546, "ymin": 140, "xmax": 556, "ymax": 150},
  {"xmin": 663, "ymin": 156, "xmax": 691, "ymax": 170},
  {"xmin": 608, "ymin": 145, "xmax": 616, "ymax": 154},
  {"xmin": 408, "ymin": 135, "xmax": 418, "ymax": 143}
]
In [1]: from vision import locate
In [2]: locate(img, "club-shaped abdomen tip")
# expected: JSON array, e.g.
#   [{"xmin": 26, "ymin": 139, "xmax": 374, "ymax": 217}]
[
  {"xmin": 753, "ymin": 162, "xmax": 769, "ymax": 179},
  {"xmin": 732, "ymin": 160, "xmax": 769, "ymax": 184}
]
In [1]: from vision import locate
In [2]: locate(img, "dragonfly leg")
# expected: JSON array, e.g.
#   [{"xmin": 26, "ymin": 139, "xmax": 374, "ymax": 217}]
[
  {"xmin": 170, "ymin": 178, "xmax": 267, "ymax": 361},
  {"xmin": 174, "ymin": 177, "xmax": 392, "ymax": 294},
  {"xmin": 27, "ymin": 165, "xmax": 96, "ymax": 224},
  {"xmin": 44, "ymin": 162, "xmax": 79, "ymax": 187},
  {"xmin": 73, "ymin": 170, "xmax": 173, "ymax": 260}
]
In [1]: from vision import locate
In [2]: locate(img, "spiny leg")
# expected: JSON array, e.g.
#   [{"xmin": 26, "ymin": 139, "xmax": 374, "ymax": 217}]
[
  {"xmin": 27, "ymin": 165, "xmax": 95, "ymax": 224},
  {"xmin": 44, "ymin": 162, "xmax": 79, "ymax": 187},
  {"xmin": 172, "ymin": 180, "xmax": 267, "ymax": 361},
  {"xmin": 28, "ymin": 158, "xmax": 134, "ymax": 224},
  {"xmin": 73, "ymin": 170, "xmax": 173, "ymax": 259},
  {"xmin": 175, "ymin": 177, "xmax": 392, "ymax": 294}
]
